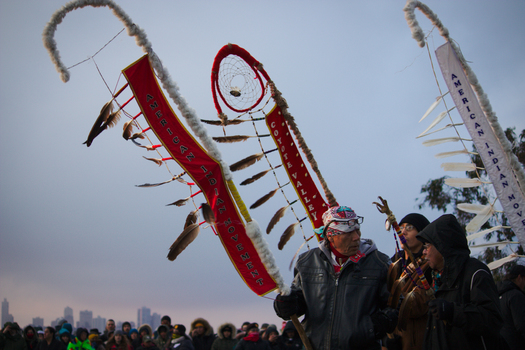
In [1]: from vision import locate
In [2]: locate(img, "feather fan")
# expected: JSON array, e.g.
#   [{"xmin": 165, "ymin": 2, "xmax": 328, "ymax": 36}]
[
  {"xmin": 440, "ymin": 162, "xmax": 477, "ymax": 172},
  {"xmin": 167, "ymin": 223, "xmax": 200, "ymax": 261},
  {"xmin": 444, "ymin": 178, "xmax": 485, "ymax": 188},
  {"xmin": 143, "ymin": 156, "xmax": 163, "ymax": 166},
  {"xmin": 83, "ymin": 101, "xmax": 114, "ymax": 147},
  {"xmin": 267, "ymin": 199, "xmax": 298, "ymax": 234},
  {"xmin": 419, "ymin": 94, "xmax": 445, "ymax": 123},
  {"xmin": 201, "ymin": 203, "xmax": 216, "ymax": 225},
  {"xmin": 240, "ymin": 164, "xmax": 282, "ymax": 186}
]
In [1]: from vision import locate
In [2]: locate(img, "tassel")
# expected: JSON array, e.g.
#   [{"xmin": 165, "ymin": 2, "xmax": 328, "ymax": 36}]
[
  {"xmin": 229, "ymin": 148, "xmax": 277, "ymax": 172},
  {"xmin": 440, "ymin": 162, "xmax": 477, "ymax": 172},
  {"xmin": 419, "ymin": 94, "xmax": 446, "ymax": 123},
  {"xmin": 267, "ymin": 199, "xmax": 298, "ymax": 234},
  {"xmin": 201, "ymin": 203, "xmax": 216, "ymax": 225},
  {"xmin": 417, "ymin": 107, "xmax": 455, "ymax": 137},
  {"xmin": 167, "ymin": 223, "xmax": 200, "ymax": 261},
  {"xmin": 83, "ymin": 101, "xmax": 115, "ymax": 147},
  {"xmin": 278, "ymin": 217, "xmax": 306, "ymax": 250},
  {"xmin": 444, "ymin": 178, "xmax": 486, "ymax": 188},
  {"xmin": 435, "ymin": 149, "xmax": 478, "ymax": 159},
  {"xmin": 240, "ymin": 164, "xmax": 282, "ymax": 186},
  {"xmin": 422, "ymin": 137, "xmax": 470, "ymax": 147}
]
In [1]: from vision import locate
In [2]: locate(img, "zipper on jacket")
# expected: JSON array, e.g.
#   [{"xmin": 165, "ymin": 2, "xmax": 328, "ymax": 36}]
[{"xmin": 327, "ymin": 273, "xmax": 340, "ymax": 350}]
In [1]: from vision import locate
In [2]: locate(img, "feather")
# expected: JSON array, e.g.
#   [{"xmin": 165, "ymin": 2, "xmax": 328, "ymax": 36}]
[
  {"xmin": 435, "ymin": 149, "xmax": 478, "ymax": 159},
  {"xmin": 278, "ymin": 222, "xmax": 300, "ymax": 250},
  {"xmin": 105, "ymin": 110, "xmax": 121, "ymax": 128},
  {"xmin": 250, "ymin": 188, "xmax": 279, "ymax": 209},
  {"xmin": 417, "ymin": 107, "xmax": 455, "ymax": 138},
  {"xmin": 467, "ymin": 226, "xmax": 509, "ymax": 241},
  {"xmin": 131, "ymin": 140, "xmax": 161, "ymax": 151},
  {"xmin": 230, "ymin": 152, "xmax": 264, "ymax": 172},
  {"xmin": 470, "ymin": 241, "xmax": 519, "ymax": 249},
  {"xmin": 487, "ymin": 253, "xmax": 520, "ymax": 270},
  {"xmin": 422, "ymin": 137, "xmax": 470, "ymax": 147},
  {"xmin": 267, "ymin": 199, "xmax": 298, "ymax": 234},
  {"xmin": 143, "ymin": 156, "xmax": 163, "ymax": 166},
  {"xmin": 167, "ymin": 198, "xmax": 190, "ymax": 207},
  {"xmin": 440, "ymin": 162, "xmax": 477, "ymax": 172},
  {"xmin": 240, "ymin": 164, "xmax": 282, "ymax": 186},
  {"xmin": 136, "ymin": 176, "xmax": 178, "ymax": 188},
  {"xmin": 200, "ymin": 119, "xmax": 245, "ymax": 126},
  {"xmin": 419, "ymin": 94, "xmax": 446, "ymax": 123},
  {"xmin": 83, "ymin": 101, "xmax": 114, "ymax": 147},
  {"xmin": 457, "ymin": 203, "xmax": 491, "ymax": 214},
  {"xmin": 184, "ymin": 209, "xmax": 199, "ymax": 229},
  {"xmin": 444, "ymin": 178, "xmax": 486, "ymax": 188},
  {"xmin": 130, "ymin": 132, "xmax": 145, "ymax": 140},
  {"xmin": 123, "ymin": 119, "xmax": 134, "ymax": 140},
  {"xmin": 466, "ymin": 205, "xmax": 495, "ymax": 233},
  {"xmin": 201, "ymin": 203, "xmax": 216, "ymax": 225},
  {"xmin": 213, "ymin": 135, "xmax": 269, "ymax": 143},
  {"xmin": 167, "ymin": 223, "xmax": 200, "ymax": 261},
  {"xmin": 416, "ymin": 123, "xmax": 463, "ymax": 139}
]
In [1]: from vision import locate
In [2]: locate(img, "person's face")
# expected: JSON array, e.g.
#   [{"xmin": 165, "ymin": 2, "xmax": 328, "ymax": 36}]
[
  {"xmin": 80, "ymin": 332, "xmax": 87, "ymax": 341},
  {"xmin": 328, "ymin": 229, "xmax": 361, "ymax": 256},
  {"xmin": 268, "ymin": 332, "xmax": 278, "ymax": 343},
  {"xmin": 123, "ymin": 325, "xmax": 131, "ymax": 333},
  {"xmin": 44, "ymin": 329, "xmax": 53, "ymax": 341},
  {"xmin": 195, "ymin": 326, "xmax": 204, "ymax": 336},
  {"xmin": 140, "ymin": 331, "xmax": 148, "ymax": 337},
  {"xmin": 400, "ymin": 223, "xmax": 423, "ymax": 252},
  {"xmin": 27, "ymin": 330, "xmax": 35, "ymax": 338},
  {"xmin": 160, "ymin": 331, "xmax": 167, "ymax": 340},
  {"xmin": 38, "ymin": 333, "xmax": 44, "ymax": 340},
  {"xmin": 223, "ymin": 330, "xmax": 231, "ymax": 339},
  {"xmin": 161, "ymin": 320, "xmax": 170, "ymax": 326},
  {"xmin": 130, "ymin": 333, "xmax": 138, "ymax": 340},
  {"xmin": 115, "ymin": 334, "xmax": 122, "ymax": 344},
  {"xmin": 423, "ymin": 243, "xmax": 444, "ymax": 270},
  {"xmin": 61, "ymin": 335, "xmax": 69, "ymax": 343},
  {"xmin": 107, "ymin": 321, "xmax": 116, "ymax": 332}
]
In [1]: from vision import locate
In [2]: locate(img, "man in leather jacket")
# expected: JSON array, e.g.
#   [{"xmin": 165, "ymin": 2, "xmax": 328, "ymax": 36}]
[{"xmin": 273, "ymin": 206, "xmax": 398, "ymax": 350}]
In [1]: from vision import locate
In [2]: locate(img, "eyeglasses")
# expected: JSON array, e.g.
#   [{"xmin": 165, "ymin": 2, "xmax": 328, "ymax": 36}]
[{"xmin": 400, "ymin": 224, "xmax": 415, "ymax": 232}]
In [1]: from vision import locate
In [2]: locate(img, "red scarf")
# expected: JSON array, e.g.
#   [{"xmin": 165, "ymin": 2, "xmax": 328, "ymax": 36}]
[
  {"xmin": 243, "ymin": 333, "xmax": 259, "ymax": 342},
  {"xmin": 329, "ymin": 243, "xmax": 365, "ymax": 272}
]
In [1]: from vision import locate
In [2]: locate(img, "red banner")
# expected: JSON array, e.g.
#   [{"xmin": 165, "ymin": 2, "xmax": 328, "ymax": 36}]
[
  {"xmin": 122, "ymin": 55, "xmax": 277, "ymax": 295},
  {"xmin": 266, "ymin": 106, "xmax": 328, "ymax": 230}
]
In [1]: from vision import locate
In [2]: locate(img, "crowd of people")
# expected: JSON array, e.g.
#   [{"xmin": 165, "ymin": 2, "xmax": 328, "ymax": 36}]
[{"xmin": 1, "ymin": 206, "xmax": 524, "ymax": 350}]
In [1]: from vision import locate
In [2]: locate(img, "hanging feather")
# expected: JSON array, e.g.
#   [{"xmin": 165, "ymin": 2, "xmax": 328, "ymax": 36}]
[
  {"xmin": 457, "ymin": 203, "xmax": 492, "ymax": 214},
  {"xmin": 250, "ymin": 188, "xmax": 279, "ymax": 209},
  {"xmin": 440, "ymin": 162, "xmax": 477, "ymax": 172},
  {"xmin": 136, "ymin": 176, "xmax": 178, "ymax": 188},
  {"xmin": 130, "ymin": 132, "xmax": 145, "ymax": 140},
  {"xmin": 83, "ymin": 101, "xmax": 114, "ymax": 147},
  {"xmin": 229, "ymin": 148, "xmax": 277, "ymax": 172},
  {"xmin": 123, "ymin": 119, "xmax": 134, "ymax": 140},
  {"xmin": 466, "ymin": 204, "xmax": 495, "ymax": 233},
  {"xmin": 417, "ymin": 123, "xmax": 464, "ymax": 139},
  {"xmin": 184, "ymin": 209, "xmax": 199, "ymax": 229},
  {"xmin": 419, "ymin": 93, "xmax": 447, "ymax": 123},
  {"xmin": 240, "ymin": 164, "xmax": 283, "ymax": 186},
  {"xmin": 201, "ymin": 203, "xmax": 216, "ymax": 225},
  {"xmin": 435, "ymin": 149, "xmax": 478, "ymax": 159},
  {"xmin": 422, "ymin": 137, "xmax": 470, "ymax": 147},
  {"xmin": 467, "ymin": 225, "xmax": 509, "ymax": 241},
  {"xmin": 417, "ymin": 107, "xmax": 455, "ymax": 138},
  {"xmin": 213, "ymin": 134, "xmax": 270, "ymax": 143},
  {"xmin": 143, "ymin": 156, "xmax": 163, "ymax": 166},
  {"xmin": 278, "ymin": 222, "xmax": 300, "ymax": 250},
  {"xmin": 470, "ymin": 241, "xmax": 519, "ymax": 249},
  {"xmin": 487, "ymin": 253, "xmax": 520, "ymax": 270},
  {"xmin": 267, "ymin": 199, "xmax": 298, "ymax": 234},
  {"xmin": 167, "ymin": 223, "xmax": 200, "ymax": 261},
  {"xmin": 444, "ymin": 178, "xmax": 486, "ymax": 188},
  {"xmin": 200, "ymin": 118, "xmax": 245, "ymax": 126},
  {"xmin": 131, "ymin": 139, "xmax": 161, "ymax": 151}
]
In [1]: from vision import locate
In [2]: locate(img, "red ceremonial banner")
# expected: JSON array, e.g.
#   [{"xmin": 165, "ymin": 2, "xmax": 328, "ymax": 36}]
[
  {"xmin": 122, "ymin": 55, "xmax": 277, "ymax": 295},
  {"xmin": 266, "ymin": 106, "xmax": 328, "ymax": 230}
]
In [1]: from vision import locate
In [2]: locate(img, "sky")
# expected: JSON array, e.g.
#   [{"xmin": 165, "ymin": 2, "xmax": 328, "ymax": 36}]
[{"xmin": 1, "ymin": 0, "xmax": 524, "ymax": 333}]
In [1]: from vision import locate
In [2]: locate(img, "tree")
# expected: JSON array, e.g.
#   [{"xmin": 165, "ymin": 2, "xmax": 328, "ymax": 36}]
[{"xmin": 417, "ymin": 127, "xmax": 525, "ymax": 281}]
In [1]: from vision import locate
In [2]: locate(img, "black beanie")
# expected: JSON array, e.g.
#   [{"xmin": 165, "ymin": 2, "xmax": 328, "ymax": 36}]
[{"xmin": 399, "ymin": 213, "xmax": 430, "ymax": 233}]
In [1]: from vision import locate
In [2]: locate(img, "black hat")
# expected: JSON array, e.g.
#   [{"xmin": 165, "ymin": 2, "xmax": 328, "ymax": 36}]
[
  {"xmin": 507, "ymin": 264, "xmax": 525, "ymax": 280},
  {"xmin": 246, "ymin": 323, "xmax": 259, "ymax": 333},
  {"xmin": 399, "ymin": 213, "xmax": 430, "ymax": 233},
  {"xmin": 173, "ymin": 324, "xmax": 186, "ymax": 335},
  {"xmin": 90, "ymin": 329, "xmax": 100, "ymax": 335}
]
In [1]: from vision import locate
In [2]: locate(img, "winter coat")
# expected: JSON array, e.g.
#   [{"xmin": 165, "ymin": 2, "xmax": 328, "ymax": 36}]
[
  {"xmin": 417, "ymin": 214, "xmax": 503, "ymax": 350},
  {"xmin": 67, "ymin": 338, "xmax": 92, "ymax": 350},
  {"xmin": 234, "ymin": 338, "xmax": 270, "ymax": 350},
  {"xmin": 35, "ymin": 338, "xmax": 67, "ymax": 350},
  {"xmin": 23, "ymin": 326, "xmax": 40, "ymax": 350},
  {"xmin": 290, "ymin": 238, "xmax": 396, "ymax": 350},
  {"xmin": 498, "ymin": 279, "xmax": 525, "ymax": 349},
  {"xmin": 168, "ymin": 336, "xmax": 194, "ymax": 350},
  {"xmin": 278, "ymin": 322, "xmax": 301, "ymax": 350},
  {"xmin": 211, "ymin": 324, "xmax": 237, "ymax": 350},
  {"xmin": 189, "ymin": 319, "xmax": 216, "ymax": 350},
  {"xmin": 0, "ymin": 330, "xmax": 27, "ymax": 350}
]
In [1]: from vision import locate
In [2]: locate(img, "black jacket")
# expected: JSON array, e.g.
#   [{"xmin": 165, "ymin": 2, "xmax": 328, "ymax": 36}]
[
  {"xmin": 498, "ymin": 279, "xmax": 525, "ymax": 349},
  {"xmin": 417, "ymin": 214, "xmax": 503, "ymax": 350}
]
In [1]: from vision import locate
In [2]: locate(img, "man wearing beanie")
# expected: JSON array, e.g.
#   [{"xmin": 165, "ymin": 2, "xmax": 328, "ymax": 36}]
[
  {"xmin": 498, "ymin": 264, "xmax": 525, "ymax": 349},
  {"xmin": 169, "ymin": 325, "xmax": 193, "ymax": 350},
  {"xmin": 274, "ymin": 206, "xmax": 398, "ymax": 350},
  {"xmin": 416, "ymin": 214, "xmax": 502, "ymax": 349},
  {"xmin": 386, "ymin": 213, "xmax": 431, "ymax": 350},
  {"xmin": 234, "ymin": 324, "xmax": 270, "ymax": 350}
]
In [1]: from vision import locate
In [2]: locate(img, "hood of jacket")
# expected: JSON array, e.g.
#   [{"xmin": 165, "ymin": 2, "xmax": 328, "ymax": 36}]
[
  {"xmin": 498, "ymin": 279, "xmax": 522, "ymax": 296},
  {"xmin": 138, "ymin": 324, "xmax": 153, "ymax": 337},
  {"xmin": 216, "ymin": 323, "xmax": 236, "ymax": 340},
  {"xmin": 190, "ymin": 318, "xmax": 213, "ymax": 337},
  {"xmin": 417, "ymin": 214, "xmax": 470, "ymax": 286}
]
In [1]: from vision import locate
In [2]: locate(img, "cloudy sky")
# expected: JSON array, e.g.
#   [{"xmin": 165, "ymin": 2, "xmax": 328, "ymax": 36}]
[{"xmin": 1, "ymin": 0, "xmax": 524, "ymax": 332}]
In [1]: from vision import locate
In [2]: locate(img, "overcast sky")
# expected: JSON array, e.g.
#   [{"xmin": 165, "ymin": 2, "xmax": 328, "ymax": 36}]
[{"xmin": 1, "ymin": 0, "xmax": 524, "ymax": 332}]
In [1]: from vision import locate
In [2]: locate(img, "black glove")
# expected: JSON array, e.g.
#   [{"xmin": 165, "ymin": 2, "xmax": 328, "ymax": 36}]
[
  {"xmin": 371, "ymin": 309, "xmax": 398, "ymax": 339},
  {"xmin": 385, "ymin": 334, "xmax": 402, "ymax": 350},
  {"xmin": 274, "ymin": 290, "xmax": 304, "ymax": 320},
  {"xmin": 428, "ymin": 298, "xmax": 454, "ymax": 321}
]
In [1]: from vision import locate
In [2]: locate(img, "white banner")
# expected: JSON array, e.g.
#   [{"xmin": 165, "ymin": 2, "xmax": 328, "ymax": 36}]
[{"xmin": 436, "ymin": 41, "xmax": 525, "ymax": 245}]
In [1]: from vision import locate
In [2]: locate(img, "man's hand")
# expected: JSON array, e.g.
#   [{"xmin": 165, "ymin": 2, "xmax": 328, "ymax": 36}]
[
  {"xmin": 370, "ymin": 309, "xmax": 398, "ymax": 339},
  {"xmin": 428, "ymin": 299, "xmax": 454, "ymax": 321},
  {"xmin": 273, "ymin": 290, "xmax": 304, "ymax": 320}
]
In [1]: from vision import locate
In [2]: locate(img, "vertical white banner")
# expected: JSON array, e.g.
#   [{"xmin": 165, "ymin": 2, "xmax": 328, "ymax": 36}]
[{"xmin": 436, "ymin": 42, "xmax": 525, "ymax": 246}]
